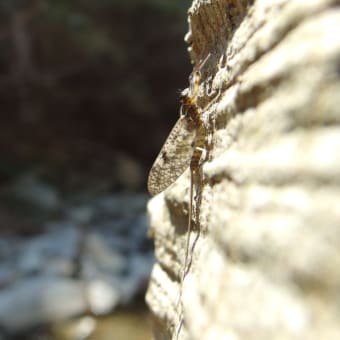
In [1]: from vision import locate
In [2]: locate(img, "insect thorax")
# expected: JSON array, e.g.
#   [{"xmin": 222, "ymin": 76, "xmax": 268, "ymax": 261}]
[{"xmin": 179, "ymin": 88, "xmax": 201, "ymax": 127}]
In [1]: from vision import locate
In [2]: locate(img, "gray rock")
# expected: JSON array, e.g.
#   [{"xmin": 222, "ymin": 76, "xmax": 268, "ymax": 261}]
[
  {"xmin": 81, "ymin": 232, "xmax": 127, "ymax": 278},
  {"xmin": 0, "ymin": 189, "xmax": 153, "ymax": 335},
  {"xmin": 128, "ymin": 214, "xmax": 153, "ymax": 251},
  {"xmin": 64, "ymin": 205, "xmax": 95, "ymax": 225},
  {"xmin": 94, "ymin": 193, "xmax": 149, "ymax": 218},
  {"xmin": 80, "ymin": 217, "xmax": 154, "ymax": 309},
  {"xmin": 0, "ymin": 264, "xmax": 17, "ymax": 288},
  {"xmin": 85, "ymin": 278, "xmax": 121, "ymax": 315},
  {"xmin": 0, "ymin": 238, "xmax": 19, "ymax": 258},
  {"xmin": 122, "ymin": 252, "xmax": 154, "ymax": 301},
  {"xmin": 0, "ymin": 277, "xmax": 86, "ymax": 334},
  {"xmin": 5, "ymin": 174, "xmax": 60, "ymax": 213},
  {"xmin": 17, "ymin": 223, "xmax": 80, "ymax": 276},
  {"xmin": 0, "ymin": 238, "xmax": 20, "ymax": 287}
]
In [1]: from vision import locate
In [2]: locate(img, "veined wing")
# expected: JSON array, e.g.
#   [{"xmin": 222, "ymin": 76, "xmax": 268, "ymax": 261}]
[{"xmin": 148, "ymin": 116, "xmax": 196, "ymax": 196}]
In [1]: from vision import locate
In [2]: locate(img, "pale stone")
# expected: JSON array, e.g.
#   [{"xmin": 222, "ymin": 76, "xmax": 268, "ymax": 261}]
[{"xmin": 146, "ymin": 0, "xmax": 340, "ymax": 339}]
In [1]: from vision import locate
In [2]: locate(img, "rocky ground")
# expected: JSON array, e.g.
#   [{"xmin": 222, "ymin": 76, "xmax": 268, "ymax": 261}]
[{"xmin": 0, "ymin": 173, "xmax": 154, "ymax": 339}]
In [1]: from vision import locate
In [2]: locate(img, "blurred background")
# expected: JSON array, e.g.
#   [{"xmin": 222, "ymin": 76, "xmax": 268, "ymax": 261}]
[{"xmin": 0, "ymin": 0, "xmax": 192, "ymax": 339}]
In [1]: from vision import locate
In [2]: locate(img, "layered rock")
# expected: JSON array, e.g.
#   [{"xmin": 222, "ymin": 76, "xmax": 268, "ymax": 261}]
[{"xmin": 146, "ymin": 0, "xmax": 340, "ymax": 339}]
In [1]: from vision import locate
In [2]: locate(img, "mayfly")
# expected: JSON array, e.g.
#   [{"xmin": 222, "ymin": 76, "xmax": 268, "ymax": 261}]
[
  {"xmin": 147, "ymin": 77, "xmax": 212, "ymax": 280},
  {"xmin": 148, "ymin": 61, "xmax": 217, "ymax": 339},
  {"xmin": 147, "ymin": 86, "xmax": 206, "ymax": 197},
  {"xmin": 148, "ymin": 53, "xmax": 214, "ymax": 197}
]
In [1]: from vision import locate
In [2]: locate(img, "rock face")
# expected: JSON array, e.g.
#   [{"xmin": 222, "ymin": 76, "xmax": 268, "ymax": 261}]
[{"xmin": 146, "ymin": 0, "xmax": 340, "ymax": 339}]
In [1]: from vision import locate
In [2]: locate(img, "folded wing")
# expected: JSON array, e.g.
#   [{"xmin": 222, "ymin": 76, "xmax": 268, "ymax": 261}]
[{"xmin": 148, "ymin": 116, "xmax": 196, "ymax": 196}]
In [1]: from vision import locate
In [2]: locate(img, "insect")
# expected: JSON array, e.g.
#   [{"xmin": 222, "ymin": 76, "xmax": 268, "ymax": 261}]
[
  {"xmin": 148, "ymin": 69, "xmax": 215, "ymax": 340},
  {"xmin": 147, "ymin": 75, "xmax": 208, "ymax": 197}
]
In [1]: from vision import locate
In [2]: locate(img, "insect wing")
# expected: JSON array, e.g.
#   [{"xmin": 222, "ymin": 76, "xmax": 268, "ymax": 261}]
[{"xmin": 148, "ymin": 116, "xmax": 196, "ymax": 196}]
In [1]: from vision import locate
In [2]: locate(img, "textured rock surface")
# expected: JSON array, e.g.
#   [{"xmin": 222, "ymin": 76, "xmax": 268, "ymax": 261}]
[{"xmin": 146, "ymin": 0, "xmax": 340, "ymax": 339}]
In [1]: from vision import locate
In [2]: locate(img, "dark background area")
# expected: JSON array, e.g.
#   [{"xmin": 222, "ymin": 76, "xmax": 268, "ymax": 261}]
[
  {"xmin": 0, "ymin": 1, "xmax": 192, "ymax": 339},
  {"xmin": 0, "ymin": 0, "xmax": 192, "ymax": 196}
]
